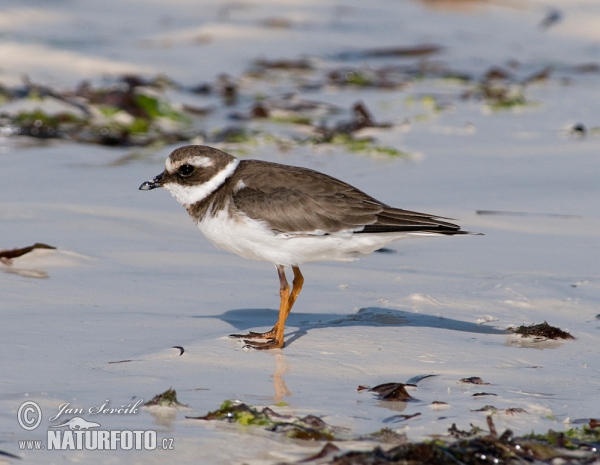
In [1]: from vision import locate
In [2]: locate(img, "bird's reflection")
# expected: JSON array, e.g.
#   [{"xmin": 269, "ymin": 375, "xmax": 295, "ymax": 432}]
[{"xmin": 271, "ymin": 353, "xmax": 292, "ymax": 403}]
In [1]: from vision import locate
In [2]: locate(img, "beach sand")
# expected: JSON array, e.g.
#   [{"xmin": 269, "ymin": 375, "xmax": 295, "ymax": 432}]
[{"xmin": 1, "ymin": 0, "xmax": 599, "ymax": 463}]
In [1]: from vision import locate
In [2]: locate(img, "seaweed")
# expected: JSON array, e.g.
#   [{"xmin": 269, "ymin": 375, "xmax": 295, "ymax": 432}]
[
  {"xmin": 144, "ymin": 388, "xmax": 186, "ymax": 407},
  {"xmin": 188, "ymin": 400, "xmax": 341, "ymax": 440},
  {"xmin": 0, "ymin": 45, "xmax": 572, "ymax": 151},
  {"xmin": 12, "ymin": 109, "xmax": 81, "ymax": 138},
  {"xmin": 298, "ymin": 443, "xmax": 341, "ymax": 463},
  {"xmin": 460, "ymin": 377, "xmax": 490, "ymax": 385},
  {"xmin": 383, "ymin": 413, "xmax": 422, "ymax": 423},
  {"xmin": 0, "ymin": 243, "xmax": 56, "ymax": 260},
  {"xmin": 0, "ymin": 76, "xmax": 195, "ymax": 146},
  {"xmin": 172, "ymin": 346, "xmax": 185, "ymax": 356},
  {"xmin": 292, "ymin": 417, "xmax": 600, "ymax": 464},
  {"xmin": 211, "ymin": 126, "xmax": 253, "ymax": 143},
  {"xmin": 307, "ymin": 101, "xmax": 406, "ymax": 156},
  {"xmin": 463, "ymin": 82, "xmax": 529, "ymax": 110},
  {"xmin": 359, "ymin": 44, "xmax": 442, "ymax": 59},
  {"xmin": 253, "ymin": 58, "xmax": 314, "ymax": 71},
  {"xmin": 509, "ymin": 321, "xmax": 575, "ymax": 340},
  {"xmin": 187, "ymin": 399, "xmax": 600, "ymax": 464},
  {"xmin": 190, "ymin": 400, "xmax": 274, "ymax": 425},
  {"xmin": 327, "ymin": 68, "xmax": 407, "ymax": 89},
  {"xmin": 361, "ymin": 383, "xmax": 414, "ymax": 401},
  {"xmin": 358, "ymin": 428, "xmax": 407, "ymax": 444}
]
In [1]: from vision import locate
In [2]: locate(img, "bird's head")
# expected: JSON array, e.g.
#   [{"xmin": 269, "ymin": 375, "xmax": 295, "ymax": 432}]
[{"xmin": 139, "ymin": 145, "xmax": 239, "ymax": 207}]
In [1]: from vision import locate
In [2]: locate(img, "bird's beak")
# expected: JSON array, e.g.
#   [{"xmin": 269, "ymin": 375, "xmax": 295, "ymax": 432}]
[{"xmin": 139, "ymin": 172, "xmax": 165, "ymax": 191}]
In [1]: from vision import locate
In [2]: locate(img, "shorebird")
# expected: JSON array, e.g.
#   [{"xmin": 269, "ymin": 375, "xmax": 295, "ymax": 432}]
[{"xmin": 140, "ymin": 145, "xmax": 474, "ymax": 349}]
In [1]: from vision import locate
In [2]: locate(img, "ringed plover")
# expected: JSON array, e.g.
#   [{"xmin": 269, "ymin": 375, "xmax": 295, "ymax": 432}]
[{"xmin": 140, "ymin": 145, "xmax": 475, "ymax": 350}]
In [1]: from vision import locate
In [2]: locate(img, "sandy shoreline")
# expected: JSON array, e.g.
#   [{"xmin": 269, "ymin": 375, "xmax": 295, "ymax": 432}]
[{"xmin": 1, "ymin": 0, "xmax": 600, "ymax": 463}]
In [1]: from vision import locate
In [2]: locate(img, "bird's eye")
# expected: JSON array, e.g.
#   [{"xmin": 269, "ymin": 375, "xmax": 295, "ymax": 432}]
[{"xmin": 178, "ymin": 164, "xmax": 195, "ymax": 177}]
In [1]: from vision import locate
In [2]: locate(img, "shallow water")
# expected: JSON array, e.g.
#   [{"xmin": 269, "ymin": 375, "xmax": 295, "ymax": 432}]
[{"xmin": 1, "ymin": 1, "xmax": 600, "ymax": 463}]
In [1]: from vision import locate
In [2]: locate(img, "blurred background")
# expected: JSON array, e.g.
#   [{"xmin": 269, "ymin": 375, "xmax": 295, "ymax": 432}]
[{"xmin": 1, "ymin": 1, "xmax": 600, "ymax": 463}]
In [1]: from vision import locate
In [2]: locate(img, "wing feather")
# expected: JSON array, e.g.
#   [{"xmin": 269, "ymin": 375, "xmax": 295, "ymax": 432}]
[{"xmin": 231, "ymin": 160, "xmax": 463, "ymax": 235}]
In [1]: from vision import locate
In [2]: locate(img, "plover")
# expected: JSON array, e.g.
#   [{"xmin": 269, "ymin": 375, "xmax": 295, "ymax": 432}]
[{"xmin": 140, "ymin": 145, "xmax": 475, "ymax": 350}]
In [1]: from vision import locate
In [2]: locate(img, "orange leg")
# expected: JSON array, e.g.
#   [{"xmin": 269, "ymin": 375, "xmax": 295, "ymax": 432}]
[
  {"xmin": 231, "ymin": 265, "xmax": 304, "ymax": 349},
  {"xmin": 286, "ymin": 265, "xmax": 304, "ymax": 317}
]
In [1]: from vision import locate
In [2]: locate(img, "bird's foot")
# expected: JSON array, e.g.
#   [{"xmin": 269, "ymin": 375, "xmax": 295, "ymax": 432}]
[
  {"xmin": 229, "ymin": 329, "xmax": 276, "ymax": 340},
  {"xmin": 242, "ymin": 338, "xmax": 285, "ymax": 350}
]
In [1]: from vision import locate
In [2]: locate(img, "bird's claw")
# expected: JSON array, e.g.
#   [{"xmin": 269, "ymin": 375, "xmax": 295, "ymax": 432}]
[
  {"xmin": 242, "ymin": 338, "xmax": 284, "ymax": 350},
  {"xmin": 229, "ymin": 330, "xmax": 276, "ymax": 340}
]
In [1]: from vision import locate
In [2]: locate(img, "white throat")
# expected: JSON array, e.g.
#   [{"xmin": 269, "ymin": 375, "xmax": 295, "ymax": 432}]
[{"xmin": 165, "ymin": 158, "xmax": 240, "ymax": 207}]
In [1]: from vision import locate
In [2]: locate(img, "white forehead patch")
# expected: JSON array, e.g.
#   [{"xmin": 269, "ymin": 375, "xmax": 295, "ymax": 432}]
[
  {"xmin": 164, "ymin": 158, "xmax": 240, "ymax": 207},
  {"xmin": 166, "ymin": 155, "xmax": 214, "ymax": 173}
]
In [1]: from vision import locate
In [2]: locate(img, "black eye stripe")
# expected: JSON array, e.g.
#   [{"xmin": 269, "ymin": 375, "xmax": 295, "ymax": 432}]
[{"xmin": 178, "ymin": 164, "xmax": 195, "ymax": 177}]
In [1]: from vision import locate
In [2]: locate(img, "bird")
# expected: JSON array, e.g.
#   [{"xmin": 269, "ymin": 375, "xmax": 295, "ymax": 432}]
[{"xmin": 140, "ymin": 145, "xmax": 476, "ymax": 350}]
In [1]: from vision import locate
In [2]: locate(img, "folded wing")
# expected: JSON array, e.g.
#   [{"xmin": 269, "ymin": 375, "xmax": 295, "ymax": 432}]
[{"xmin": 232, "ymin": 161, "xmax": 467, "ymax": 236}]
